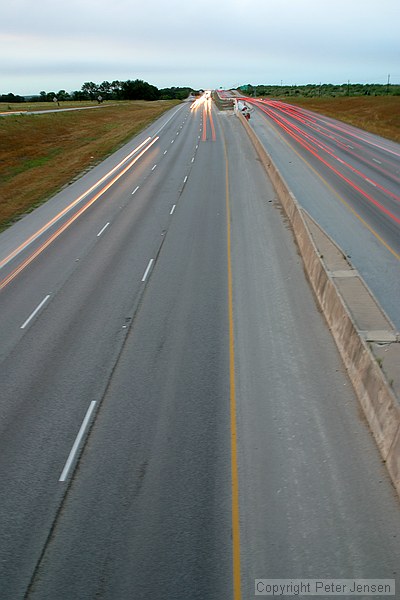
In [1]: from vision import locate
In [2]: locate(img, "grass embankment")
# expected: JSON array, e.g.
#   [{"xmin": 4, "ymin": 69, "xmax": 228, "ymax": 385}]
[
  {"xmin": 0, "ymin": 100, "xmax": 179, "ymax": 231},
  {"xmin": 282, "ymin": 96, "xmax": 400, "ymax": 143}
]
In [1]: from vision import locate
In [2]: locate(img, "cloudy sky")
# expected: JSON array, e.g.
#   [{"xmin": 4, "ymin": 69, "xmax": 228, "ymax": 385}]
[{"xmin": 2, "ymin": 0, "xmax": 399, "ymax": 95}]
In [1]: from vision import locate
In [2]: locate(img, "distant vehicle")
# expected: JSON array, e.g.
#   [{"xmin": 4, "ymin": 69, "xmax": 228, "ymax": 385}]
[{"xmin": 237, "ymin": 101, "xmax": 251, "ymax": 119}]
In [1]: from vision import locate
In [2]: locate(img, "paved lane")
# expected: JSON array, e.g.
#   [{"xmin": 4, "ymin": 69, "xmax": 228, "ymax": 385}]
[
  {"xmin": 250, "ymin": 100, "xmax": 400, "ymax": 245},
  {"xmin": 25, "ymin": 107, "xmax": 233, "ymax": 600},
  {"xmin": 0, "ymin": 101, "xmax": 205, "ymax": 598},
  {"xmin": 0, "ymin": 98, "xmax": 399, "ymax": 599},
  {"xmin": 244, "ymin": 98, "xmax": 400, "ymax": 328},
  {"xmin": 221, "ymin": 113, "xmax": 400, "ymax": 595},
  {"xmin": 0, "ymin": 104, "xmax": 192, "ymax": 357}
]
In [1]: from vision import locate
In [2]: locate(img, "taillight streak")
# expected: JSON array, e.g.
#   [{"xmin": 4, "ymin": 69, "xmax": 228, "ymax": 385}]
[
  {"xmin": 258, "ymin": 99, "xmax": 400, "ymax": 185},
  {"xmin": 252, "ymin": 101, "xmax": 400, "ymax": 223}
]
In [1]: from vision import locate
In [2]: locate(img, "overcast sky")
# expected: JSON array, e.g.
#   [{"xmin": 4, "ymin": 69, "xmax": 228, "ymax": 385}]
[{"xmin": 2, "ymin": 0, "xmax": 399, "ymax": 95}]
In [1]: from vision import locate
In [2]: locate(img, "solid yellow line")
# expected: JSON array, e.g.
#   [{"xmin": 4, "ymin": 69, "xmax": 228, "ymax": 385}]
[
  {"xmin": 222, "ymin": 126, "xmax": 242, "ymax": 600},
  {"xmin": 265, "ymin": 115, "xmax": 400, "ymax": 261}
]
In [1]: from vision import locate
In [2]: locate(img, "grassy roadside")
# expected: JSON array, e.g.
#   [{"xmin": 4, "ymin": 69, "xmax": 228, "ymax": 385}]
[
  {"xmin": 0, "ymin": 100, "xmax": 179, "ymax": 231},
  {"xmin": 281, "ymin": 96, "xmax": 400, "ymax": 143}
]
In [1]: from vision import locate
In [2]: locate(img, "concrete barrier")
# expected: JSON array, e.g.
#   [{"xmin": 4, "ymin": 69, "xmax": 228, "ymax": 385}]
[{"xmin": 237, "ymin": 111, "xmax": 400, "ymax": 496}]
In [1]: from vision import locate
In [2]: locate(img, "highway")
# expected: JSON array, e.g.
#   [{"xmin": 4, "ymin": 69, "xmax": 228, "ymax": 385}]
[
  {"xmin": 0, "ymin": 96, "xmax": 399, "ymax": 599},
  {"xmin": 243, "ymin": 97, "xmax": 400, "ymax": 328}
]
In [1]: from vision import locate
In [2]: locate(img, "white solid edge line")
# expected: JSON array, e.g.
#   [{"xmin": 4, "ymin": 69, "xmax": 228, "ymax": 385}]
[
  {"xmin": 97, "ymin": 222, "xmax": 110, "ymax": 237},
  {"xmin": 21, "ymin": 295, "xmax": 51, "ymax": 329},
  {"xmin": 59, "ymin": 401, "xmax": 97, "ymax": 482},
  {"xmin": 170, "ymin": 205, "xmax": 176, "ymax": 215},
  {"xmin": 142, "ymin": 259, "xmax": 154, "ymax": 282},
  {"xmin": 132, "ymin": 186, "xmax": 140, "ymax": 195}
]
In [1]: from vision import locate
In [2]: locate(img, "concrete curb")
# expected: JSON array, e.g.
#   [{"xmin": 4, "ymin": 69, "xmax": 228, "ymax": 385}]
[{"xmin": 237, "ymin": 111, "xmax": 400, "ymax": 497}]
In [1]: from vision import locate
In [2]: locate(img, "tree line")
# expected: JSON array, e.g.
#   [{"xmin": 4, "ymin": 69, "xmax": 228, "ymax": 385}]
[
  {"xmin": 0, "ymin": 79, "xmax": 195, "ymax": 104},
  {"xmin": 239, "ymin": 82, "xmax": 400, "ymax": 98}
]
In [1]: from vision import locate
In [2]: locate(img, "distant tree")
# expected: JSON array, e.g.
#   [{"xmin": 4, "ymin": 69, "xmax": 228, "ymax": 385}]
[
  {"xmin": 57, "ymin": 90, "xmax": 70, "ymax": 101},
  {"xmin": 71, "ymin": 89, "xmax": 88, "ymax": 101},
  {"xmin": 159, "ymin": 86, "xmax": 193, "ymax": 100},
  {"xmin": 120, "ymin": 79, "xmax": 159, "ymax": 101},
  {"xmin": 98, "ymin": 81, "xmax": 112, "ymax": 100},
  {"xmin": 111, "ymin": 81, "xmax": 123, "ymax": 99},
  {"xmin": 81, "ymin": 82, "xmax": 99, "ymax": 100},
  {"xmin": 238, "ymin": 82, "xmax": 399, "ymax": 99},
  {"xmin": 0, "ymin": 92, "xmax": 25, "ymax": 103}
]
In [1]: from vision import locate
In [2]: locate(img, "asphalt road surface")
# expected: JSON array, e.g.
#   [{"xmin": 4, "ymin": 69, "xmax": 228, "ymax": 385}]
[
  {"xmin": 245, "ymin": 98, "xmax": 400, "ymax": 328},
  {"xmin": 0, "ymin": 98, "xmax": 399, "ymax": 599}
]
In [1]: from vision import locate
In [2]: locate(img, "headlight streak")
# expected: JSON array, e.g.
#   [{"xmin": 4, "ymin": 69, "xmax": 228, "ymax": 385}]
[
  {"xmin": 191, "ymin": 93, "xmax": 216, "ymax": 142},
  {"xmin": 0, "ymin": 137, "xmax": 160, "ymax": 290},
  {"xmin": 0, "ymin": 137, "xmax": 153, "ymax": 272}
]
